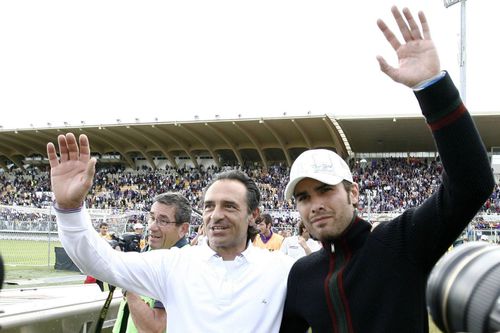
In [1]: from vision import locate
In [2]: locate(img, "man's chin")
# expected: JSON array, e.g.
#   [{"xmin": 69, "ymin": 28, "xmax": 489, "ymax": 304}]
[
  {"xmin": 149, "ymin": 239, "xmax": 162, "ymax": 249},
  {"xmin": 312, "ymin": 227, "xmax": 337, "ymax": 243}
]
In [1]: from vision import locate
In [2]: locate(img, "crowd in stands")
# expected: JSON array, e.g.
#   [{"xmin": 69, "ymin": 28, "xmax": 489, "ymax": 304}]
[{"xmin": 1, "ymin": 157, "xmax": 499, "ymax": 232}]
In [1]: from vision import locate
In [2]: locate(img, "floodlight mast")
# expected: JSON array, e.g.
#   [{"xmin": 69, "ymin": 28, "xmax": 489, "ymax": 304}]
[{"xmin": 444, "ymin": 0, "xmax": 466, "ymax": 103}]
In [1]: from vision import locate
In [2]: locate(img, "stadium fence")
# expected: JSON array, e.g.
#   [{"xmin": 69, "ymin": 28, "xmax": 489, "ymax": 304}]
[{"xmin": 0, "ymin": 204, "xmax": 498, "ymax": 268}]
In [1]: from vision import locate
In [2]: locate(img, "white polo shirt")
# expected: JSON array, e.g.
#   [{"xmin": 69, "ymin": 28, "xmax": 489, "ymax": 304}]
[
  {"xmin": 56, "ymin": 207, "xmax": 293, "ymax": 333},
  {"xmin": 280, "ymin": 235, "xmax": 321, "ymax": 260}
]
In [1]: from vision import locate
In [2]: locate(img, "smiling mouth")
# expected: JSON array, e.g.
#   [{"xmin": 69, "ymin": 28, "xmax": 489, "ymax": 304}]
[{"xmin": 210, "ymin": 226, "xmax": 228, "ymax": 231}]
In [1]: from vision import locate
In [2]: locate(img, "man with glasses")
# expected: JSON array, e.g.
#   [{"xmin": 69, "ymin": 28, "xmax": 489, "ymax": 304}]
[
  {"xmin": 113, "ymin": 192, "xmax": 190, "ymax": 333},
  {"xmin": 44, "ymin": 6, "xmax": 474, "ymax": 332},
  {"xmin": 47, "ymin": 138, "xmax": 293, "ymax": 332}
]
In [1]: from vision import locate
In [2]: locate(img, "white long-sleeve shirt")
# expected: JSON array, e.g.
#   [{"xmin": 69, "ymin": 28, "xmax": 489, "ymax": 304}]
[
  {"xmin": 56, "ymin": 207, "xmax": 293, "ymax": 333},
  {"xmin": 280, "ymin": 236, "xmax": 321, "ymax": 260}
]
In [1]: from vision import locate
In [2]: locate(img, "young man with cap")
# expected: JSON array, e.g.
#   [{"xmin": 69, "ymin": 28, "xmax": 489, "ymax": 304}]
[
  {"xmin": 113, "ymin": 192, "xmax": 190, "ymax": 333},
  {"xmin": 132, "ymin": 222, "xmax": 146, "ymax": 250},
  {"xmin": 279, "ymin": 7, "xmax": 495, "ymax": 333}
]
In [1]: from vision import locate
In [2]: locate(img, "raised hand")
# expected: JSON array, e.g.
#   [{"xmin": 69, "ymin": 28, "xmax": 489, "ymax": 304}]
[
  {"xmin": 376, "ymin": 6, "xmax": 440, "ymax": 88},
  {"xmin": 47, "ymin": 133, "xmax": 96, "ymax": 209}
]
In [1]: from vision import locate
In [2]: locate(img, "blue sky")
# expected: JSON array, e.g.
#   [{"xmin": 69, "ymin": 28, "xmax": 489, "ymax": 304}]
[{"xmin": 1, "ymin": 0, "xmax": 498, "ymax": 130}]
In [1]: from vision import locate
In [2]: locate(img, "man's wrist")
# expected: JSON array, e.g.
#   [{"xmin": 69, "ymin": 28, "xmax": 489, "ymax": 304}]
[
  {"xmin": 53, "ymin": 201, "xmax": 84, "ymax": 213},
  {"xmin": 412, "ymin": 71, "xmax": 446, "ymax": 91}
]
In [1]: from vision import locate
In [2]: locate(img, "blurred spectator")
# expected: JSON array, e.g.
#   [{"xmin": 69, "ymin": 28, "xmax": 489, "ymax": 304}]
[
  {"xmin": 253, "ymin": 213, "xmax": 284, "ymax": 251},
  {"xmin": 280, "ymin": 221, "xmax": 321, "ymax": 260}
]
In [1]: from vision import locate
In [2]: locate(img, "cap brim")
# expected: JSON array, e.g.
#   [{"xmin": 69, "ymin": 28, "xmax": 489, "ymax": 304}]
[{"xmin": 285, "ymin": 174, "xmax": 344, "ymax": 200}]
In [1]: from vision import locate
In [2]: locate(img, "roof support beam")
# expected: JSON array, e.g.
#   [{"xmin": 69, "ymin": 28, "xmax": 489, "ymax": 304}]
[
  {"xmin": 322, "ymin": 117, "xmax": 348, "ymax": 158},
  {"xmin": 102, "ymin": 128, "xmax": 156, "ymax": 169},
  {"xmin": 8, "ymin": 155, "xmax": 25, "ymax": 169},
  {"xmin": 261, "ymin": 121, "xmax": 291, "ymax": 166},
  {"xmin": 203, "ymin": 123, "xmax": 243, "ymax": 166},
  {"xmin": 178, "ymin": 125, "xmax": 220, "ymax": 168},
  {"xmin": 85, "ymin": 130, "xmax": 136, "ymax": 168},
  {"xmin": 232, "ymin": 122, "xmax": 267, "ymax": 169},
  {"xmin": 122, "ymin": 126, "xmax": 176, "ymax": 170},
  {"xmin": 291, "ymin": 119, "xmax": 312, "ymax": 149},
  {"xmin": 152, "ymin": 127, "xmax": 197, "ymax": 168}
]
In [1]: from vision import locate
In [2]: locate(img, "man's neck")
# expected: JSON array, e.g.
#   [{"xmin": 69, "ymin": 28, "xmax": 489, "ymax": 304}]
[{"xmin": 209, "ymin": 242, "xmax": 248, "ymax": 261}]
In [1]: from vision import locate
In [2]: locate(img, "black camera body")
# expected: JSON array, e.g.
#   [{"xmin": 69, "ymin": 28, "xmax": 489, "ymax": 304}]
[
  {"xmin": 117, "ymin": 233, "xmax": 142, "ymax": 252},
  {"xmin": 426, "ymin": 242, "xmax": 500, "ymax": 333},
  {"xmin": 0, "ymin": 254, "xmax": 4, "ymax": 291}
]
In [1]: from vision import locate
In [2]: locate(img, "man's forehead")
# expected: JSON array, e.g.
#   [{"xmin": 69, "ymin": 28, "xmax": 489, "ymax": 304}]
[
  {"xmin": 150, "ymin": 202, "xmax": 176, "ymax": 215},
  {"xmin": 295, "ymin": 178, "xmax": 330, "ymax": 192},
  {"xmin": 205, "ymin": 179, "xmax": 247, "ymax": 201}
]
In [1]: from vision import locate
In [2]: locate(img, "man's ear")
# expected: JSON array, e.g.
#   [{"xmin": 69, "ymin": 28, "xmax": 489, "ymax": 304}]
[
  {"xmin": 249, "ymin": 207, "xmax": 260, "ymax": 225},
  {"xmin": 180, "ymin": 223, "xmax": 190, "ymax": 237},
  {"xmin": 350, "ymin": 183, "xmax": 360, "ymax": 206}
]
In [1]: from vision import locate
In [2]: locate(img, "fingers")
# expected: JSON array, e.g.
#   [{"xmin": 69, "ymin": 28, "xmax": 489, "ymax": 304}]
[
  {"xmin": 66, "ymin": 133, "xmax": 80, "ymax": 161},
  {"xmin": 391, "ymin": 6, "xmax": 413, "ymax": 43},
  {"xmin": 419, "ymin": 11, "xmax": 431, "ymax": 40},
  {"xmin": 379, "ymin": 6, "xmax": 427, "ymax": 50},
  {"xmin": 57, "ymin": 134, "xmax": 69, "ymax": 163},
  {"xmin": 47, "ymin": 142, "xmax": 59, "ymax": 169},
  {"xmin": 377, "ymin": 18, "xmax": 401, "ymax": 51},
  {"xmin": 85, "ymin": 157, "xmax": 97, "ymax": 184},
  {"xmin": 402, "ymin": 7, "xmax": 422, "ymax": 40},
  {"xmin": 376, "ymin": 55, "xmax": 392, "ymax": 76},
  {"xmin": 50, "ymin": 133, "xmax": 91, "ymax": 166},
  {"xmin": 79, "ymin": 134, "xmax": 91, "ymax": 162}
]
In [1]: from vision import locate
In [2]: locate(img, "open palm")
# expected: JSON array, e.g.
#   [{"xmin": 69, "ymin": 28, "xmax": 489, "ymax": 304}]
[
  {"xmin": 47, "ymin": 133, "xmax": 96, "ymax": 209},
  {"xmin": 377, "ymin": 7, "xmax": 440, "ymax": 87}
]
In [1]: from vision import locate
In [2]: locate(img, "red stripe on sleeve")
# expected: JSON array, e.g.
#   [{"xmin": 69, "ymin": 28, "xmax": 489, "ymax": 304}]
[{"xmin": 429, "ymin": 104, "xmax": 466, "ymax": 131}]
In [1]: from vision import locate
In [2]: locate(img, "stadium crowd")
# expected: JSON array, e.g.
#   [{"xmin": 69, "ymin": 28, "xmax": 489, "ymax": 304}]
[{"xmin": 1, "ymin": 157, "xmax": 499, "ymax": 232}]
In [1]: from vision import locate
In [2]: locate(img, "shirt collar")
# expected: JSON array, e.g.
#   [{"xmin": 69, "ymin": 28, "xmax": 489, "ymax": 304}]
[
  {"xmin": 174, "ymin": 237, "xmax": 189, "ymax": 248},
  {"xmin": 199, "ymin": 240, "xmax": 256, "ymax": 263}
]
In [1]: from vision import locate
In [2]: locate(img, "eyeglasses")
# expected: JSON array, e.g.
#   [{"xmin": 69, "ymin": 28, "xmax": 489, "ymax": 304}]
[{"xmin": 148, "ymin": 215, "xmax": 180, "ymax": 227}]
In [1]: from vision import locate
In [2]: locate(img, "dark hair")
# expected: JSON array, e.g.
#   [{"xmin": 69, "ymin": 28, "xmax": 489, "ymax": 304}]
[
  {"xmin": 257, "ymin": 213, "xmax": 273, "ymax": 226},
  {"xmin": 341, "ymin": 180, "xmax": 357, "ymax": 208},
  {"xmin": 205, "ymin": 170, "xmax": 260, "ymax": 242},
  {"xmin": 298, "ymin": 220, "xmax": 306, "ymax": 235},
  {"xmin": 153, "ymin": 192, "xmax": 192, "ymax": 225},
  {"xmin": 99, "ymin": 222, "xmax": 109, "ymax": 228}
]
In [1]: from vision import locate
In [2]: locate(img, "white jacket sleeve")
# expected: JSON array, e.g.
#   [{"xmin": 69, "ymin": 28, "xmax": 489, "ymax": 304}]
[{"xmin": 55, "ymin": 206, "xmax": 170, "ymax": 300}]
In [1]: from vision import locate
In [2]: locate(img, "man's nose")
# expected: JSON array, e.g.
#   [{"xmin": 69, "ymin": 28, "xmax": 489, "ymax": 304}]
[
  {"xmin": 209, "ymin": 204, "xmax": 225, "ymax": 222},
  {"xmin": 310, "ymin": 196, "xmax": 325, "ymax": 214}
]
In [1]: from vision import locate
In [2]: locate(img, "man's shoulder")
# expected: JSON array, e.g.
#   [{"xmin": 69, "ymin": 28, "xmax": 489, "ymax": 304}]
[
  {"xmin": 292, "ymin": 247, "xmax": 325, "ymax": 270},
  {"xmin": 250, "ymin": 245, "xmax": 294, "ymax": 267},
  {"xmin": 273, "ymin": 233, "xmax": 284, "ymax": 241}
]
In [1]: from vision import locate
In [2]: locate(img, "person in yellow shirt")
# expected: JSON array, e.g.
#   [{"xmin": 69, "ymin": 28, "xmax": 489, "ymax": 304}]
[
  {"xmin": 253, "ymin": 213, "xmax": 284, "ymax": 251},
  {"xmin": 98, "ymin": 222, "xmax": 112, "ymax": 240}
]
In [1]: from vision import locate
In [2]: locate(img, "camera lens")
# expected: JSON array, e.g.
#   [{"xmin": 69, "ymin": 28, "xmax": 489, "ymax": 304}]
[
  {"xmin": 426, "ymin": 242, "xmax": 500, "ymax": 333},
  {"xmin": 0, "ymin": 254, "xmax": 4, "ymax": 290}
]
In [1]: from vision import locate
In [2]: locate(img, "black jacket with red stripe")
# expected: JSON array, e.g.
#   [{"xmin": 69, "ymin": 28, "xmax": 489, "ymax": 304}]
[{"xmin": 280, "ymin": 73, "xmax": 495, "ymax": 333}]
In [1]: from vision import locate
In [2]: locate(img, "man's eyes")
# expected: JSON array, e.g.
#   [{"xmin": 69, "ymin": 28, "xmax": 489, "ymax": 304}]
[{"xmin": 319, "ymin": 186, "xmax": 333, "ymax": 193}]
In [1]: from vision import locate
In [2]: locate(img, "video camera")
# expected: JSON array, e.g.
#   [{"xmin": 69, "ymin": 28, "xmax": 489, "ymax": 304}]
[
  {"xmin": 426, "ymin": 241, "xmax": 500, "ymax": 333},
  {"xmin": 0, "ymin": 254, "xmax": 4, "ymax": 291},
  {"xmin": 115, "ymin": 233, "xmax": 142, "ymax": 252}
]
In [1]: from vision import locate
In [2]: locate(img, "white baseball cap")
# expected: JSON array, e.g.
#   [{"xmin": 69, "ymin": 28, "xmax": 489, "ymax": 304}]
[
  {"xmin": 285, "ymin": 149, "xmax": 353, "ymax": 200},
  {"xmin": 133, "ymin": 223, "xmax": 144, "ymax": 229}
]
